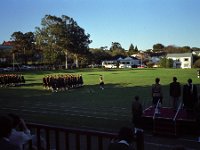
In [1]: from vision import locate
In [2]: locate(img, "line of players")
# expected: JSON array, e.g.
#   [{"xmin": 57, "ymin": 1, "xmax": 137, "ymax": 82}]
[
  {"xmin": 43, "ymin": 74, "xmax": 83, "ymax": 92},
  {"xmin": 0, "ymin": 74, "xmax": 25, "ymax": 87}
]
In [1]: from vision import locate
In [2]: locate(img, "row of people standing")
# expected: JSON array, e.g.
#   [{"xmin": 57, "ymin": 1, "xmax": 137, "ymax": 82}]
[
  {"xmin": 43, "ymin": 74, "xmax": 83, "ymax": 92},
  {"xmin": 0, "ymin": 74, "xmax": 25, "ymax": 87},
  {"xmin": 151, "ymin": 77, "xmax": 198, "ymax": 112}
]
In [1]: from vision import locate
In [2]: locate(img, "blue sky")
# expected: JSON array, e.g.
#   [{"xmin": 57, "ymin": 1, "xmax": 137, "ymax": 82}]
[{"xmin": 1, "ymin": 0, "xmax": 200, "ymax": 50}]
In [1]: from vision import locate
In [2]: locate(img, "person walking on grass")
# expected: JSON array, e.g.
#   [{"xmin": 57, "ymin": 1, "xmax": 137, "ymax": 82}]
[{"xmin": 99, "ymin": 75, "xmax": 104, "ymax": 90}]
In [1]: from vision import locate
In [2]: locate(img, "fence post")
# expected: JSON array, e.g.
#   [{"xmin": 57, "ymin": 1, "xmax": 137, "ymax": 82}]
[{"xmin": 136, "ymin": 130, "xmax": 144, "ymax": 150}]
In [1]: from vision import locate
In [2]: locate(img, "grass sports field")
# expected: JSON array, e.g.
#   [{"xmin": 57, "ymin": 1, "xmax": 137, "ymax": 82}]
[{"xmin": 0, "ymin": 68, "xmax": 199, "ymax": 132}]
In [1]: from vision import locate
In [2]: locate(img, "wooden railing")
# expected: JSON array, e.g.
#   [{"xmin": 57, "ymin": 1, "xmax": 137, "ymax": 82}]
[{"xmin": 26, "ymin": 122, "xmax": 144, "ymax": 150}]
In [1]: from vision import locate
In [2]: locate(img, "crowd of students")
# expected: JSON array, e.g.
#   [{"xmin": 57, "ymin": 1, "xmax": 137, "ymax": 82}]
[
  {"xmin": 0, "ymin": 74, "xmax": 25, "ymax": 87},
  {"xmin": 42, "ymin": 74, "xmax": 84, "ymax": 92}
]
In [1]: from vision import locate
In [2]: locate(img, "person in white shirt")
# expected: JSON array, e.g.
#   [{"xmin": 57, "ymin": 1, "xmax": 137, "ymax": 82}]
[
  {"xmin": 0, "ymin": 115, "xmax": 20, "ymax": 150},
  {"xmin": 8, "ymin": 114, "xmax": 32, "ymax": 150}
]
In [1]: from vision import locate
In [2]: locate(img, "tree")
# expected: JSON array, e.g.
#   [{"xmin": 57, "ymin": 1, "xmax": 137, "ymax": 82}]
[
  {"xmin": 129, "ymin": 44, "xmax": 134, "ymax": 51},
  {"xmin": 110, "ymin": 42, "xmax": 123, "ymax": 51},
  {"xmin": 128, "ymin": 44, "xmax": 134, "ymax": 53},
  {"xmin": 159, "ymin": 57, "xmax": 167, "ymax": 68},
  {"xmin": 109, "ymin": 42, "xmax": 126, "ymax": 58},
  {"xmin": 89, "ymin": 48, "xmax": 112, "ymax": 64},
  {"xmin": 153, "ymin": 43, "xmax": 165, "ymax": 52},
  {"xmin": 134, "ymin": 46, "xmax": 138, "ymax": 52},
  {"xmin": 164, "ymin": 45, "xmax": 191, "ymax": 53},
  {"xmin": 159, "ymin": 57, "xmax": 173, "ymax": 68},
  {"xmin": 11, "ymin": 31, "xmax": 35, "ymax": 64},
  {"xmin": 35, "ymin": 15, "xmax": 64, "ymax": 65},
  {"xmin": 35, "ymin": 14, "xmax": 91, "ymax": 68},
  {"xmin": 66, "ymin": 20, "xmax": 92, "ymax": 68},
  {"xmin": 166, "ymin": 58, "xmax": 173, "ymax": 68},
  {"xmin": 194, "ymin": 58, "xmax": 200, "ymax": 68}
]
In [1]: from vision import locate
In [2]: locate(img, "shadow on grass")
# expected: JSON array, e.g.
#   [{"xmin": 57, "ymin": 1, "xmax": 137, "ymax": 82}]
[{"xmin": 0, "ymin": 82, "xmax": 199, "ymax": 132}]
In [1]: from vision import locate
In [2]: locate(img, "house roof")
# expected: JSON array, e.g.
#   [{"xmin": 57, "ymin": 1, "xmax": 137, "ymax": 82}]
[
  {"xmin": 2, "ymin": 41, "xmax": 13, "ymax": 46},
  {"xmin": 166, "ymin": 53, "xmax": 192, "ymax": 58}
]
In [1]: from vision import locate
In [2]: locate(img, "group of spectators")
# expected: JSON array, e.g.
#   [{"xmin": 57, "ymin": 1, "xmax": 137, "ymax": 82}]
[
  {"xmin": 151, "ymin": 77, "xmax": 198, "ymax": 113},
  {"xmin": 0, "ymin": 74, "xmax": 25, "ymax": 87},
  {"xmin": 131, "ymin": 76, "xmax": 200, "ymax": 145},
  {"xmin": 42, "ymin": 74, "xmax": 83, "ymax": 92}
]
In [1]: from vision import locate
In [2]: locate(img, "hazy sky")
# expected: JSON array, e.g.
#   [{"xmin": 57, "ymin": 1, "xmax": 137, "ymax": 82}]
[{"xmin": 1, "ymin": 0, "xmax": 200, "ymax": 50}]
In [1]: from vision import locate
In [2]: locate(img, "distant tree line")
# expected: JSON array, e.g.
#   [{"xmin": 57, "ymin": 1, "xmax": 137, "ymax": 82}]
[{"xmin": 1, "ymin": 15, "xmax": 200, "ymax": 69}]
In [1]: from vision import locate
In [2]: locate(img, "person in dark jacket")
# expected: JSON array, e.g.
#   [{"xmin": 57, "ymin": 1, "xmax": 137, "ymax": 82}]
[
  {"xmin": 132, "ymin": 96, "xmax": 143, "ymax": 129},
  {"xmin": 107, "ymin": 127, "xmax": 135, "ymax": 150},
  {"xmin": 183, "ymin": 78, "xmax": 198, "ymax": 113},
  {"xmin": 169, "ymin": 77, "xmax": 181, "ymax": 111}
]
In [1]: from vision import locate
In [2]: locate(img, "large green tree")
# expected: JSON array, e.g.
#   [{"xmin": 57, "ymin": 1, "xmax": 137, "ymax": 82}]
[
  {"xmin": 89, "ymin": 48, "xmax": 112, "ymax": 64},
  {"xmin": 35, "ymin": 15, "xmax": 65, "ymax": 65},
  {"xmin": 109, "ymin": 42, "xmax": 126, "ymax": 58},
  {"xmin": 66, "ymin": 20, "xmax": 92, "ymax": 68},
  {"xmin": 11, "ymin": 31, "xmax": 35, "ymax": 64},
  {"xmin": 35, "ymin": 14, "xmax": 91, "ymax": 68}
]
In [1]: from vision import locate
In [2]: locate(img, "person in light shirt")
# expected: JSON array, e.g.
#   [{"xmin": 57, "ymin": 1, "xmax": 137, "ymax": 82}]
[
  {"xmin": 0, "ymin": 115, "xmax": 20, "ymax": 150},
  {"xmin": 8, "ymin": 114, "xmax": 32, "ymax": 150}
]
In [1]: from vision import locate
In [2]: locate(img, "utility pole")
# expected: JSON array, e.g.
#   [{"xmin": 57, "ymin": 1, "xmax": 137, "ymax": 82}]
[{"xmin": 12, "ymin": 53, "xmax": 15, "ymax": 71}]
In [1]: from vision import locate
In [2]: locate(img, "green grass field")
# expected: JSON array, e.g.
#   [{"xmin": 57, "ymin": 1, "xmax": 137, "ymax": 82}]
[{"xmin": 0, "ymin": 68, "xmax": 199, "ymax": 132}]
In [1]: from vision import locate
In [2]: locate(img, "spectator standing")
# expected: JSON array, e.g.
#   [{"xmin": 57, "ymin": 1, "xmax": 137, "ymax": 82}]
[
  {"xmin": 0, "ymin": 115, "xmax": 20, "ymax": 150},
  {"xmin": 183, "ymin": 78, "xmax": 198, "ymax": 113},
  {"xmin": 169, "ymin": 77, "xmax": 181, "ymax": 111},
  {"xmin": 132, "ymin": 96, "xmax": 143, "ymax": 130},
  {"xmin": 152, "ymin": 78, "xmax": 163, "ymax": 108}
]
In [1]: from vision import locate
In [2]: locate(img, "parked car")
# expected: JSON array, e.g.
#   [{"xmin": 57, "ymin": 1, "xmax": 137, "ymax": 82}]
[
  {"xmin": 3, "ymin": 67, "xmax": 13, "ymax": 71},
  {"xmin": 137, "ymin": 64, "xmax": 146, "ymax": 68}
]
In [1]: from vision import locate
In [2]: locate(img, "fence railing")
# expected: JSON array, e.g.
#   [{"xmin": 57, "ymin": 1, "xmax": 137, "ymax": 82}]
[{"xmin": 26, "ymin": 122, "xmax": 144, "ymax": 150}]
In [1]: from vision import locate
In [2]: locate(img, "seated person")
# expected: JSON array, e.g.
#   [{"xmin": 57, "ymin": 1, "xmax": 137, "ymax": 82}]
[
  {"xmin": 0, "ymin": 115, "xmax": 20, "ymax": 150},
  {"xmin": 107, "ymin": 127, "xmax": 135, "ymax": 150},
  {"xmin": 8, "ymin": 114, "xmax": 32, "ymax": 150}
]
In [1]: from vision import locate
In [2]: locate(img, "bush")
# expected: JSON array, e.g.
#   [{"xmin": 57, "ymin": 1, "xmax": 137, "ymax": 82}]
[
  {"xmin": 146, "ymin": 62, "xmax": 154, "ymax": 68},
  {"xmin": 194, "ymin": 58, "xmax": 200, "ymax": 68}
]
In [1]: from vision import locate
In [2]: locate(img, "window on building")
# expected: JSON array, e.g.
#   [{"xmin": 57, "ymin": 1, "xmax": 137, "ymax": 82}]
[{"xmin": 184, "ymin": 58, "xmax": 188, "ymax": 61}]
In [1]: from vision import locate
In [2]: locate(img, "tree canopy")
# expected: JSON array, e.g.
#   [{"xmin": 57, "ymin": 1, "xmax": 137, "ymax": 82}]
[
  {"xmin": 11, "ymin": 31, "xmax": 35, "ymax": 64},
  {"xmin": 35, "ymin": 14, "xmax": 91, "ymax": 68}
]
